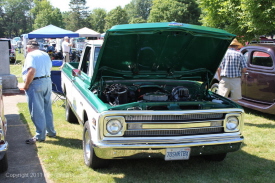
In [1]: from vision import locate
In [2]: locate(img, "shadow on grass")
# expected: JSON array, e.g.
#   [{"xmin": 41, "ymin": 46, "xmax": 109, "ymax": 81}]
[
  {"xmin": 243, "ymin": 107, "xmax": 275, "ymax": 129},
  {"xmin": 44, "ymin": 136, "xmax": 82, "ymax": 149},
  {"xmin": 19, "ymin": 112, "xmax": 82, "ymax": 149},
  {"xmin": 243, "ymin": 107, "xmax": 275, "ymax": 120},
  {"xmin": 96, "ymin": 150, "xmax": 275, "ymax": 183}
]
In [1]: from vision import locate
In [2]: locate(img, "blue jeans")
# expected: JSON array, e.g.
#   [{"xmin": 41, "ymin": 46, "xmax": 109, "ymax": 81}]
[{"xmin": 25, "ymin": 78, "xmax": 56, "ymax": 140}]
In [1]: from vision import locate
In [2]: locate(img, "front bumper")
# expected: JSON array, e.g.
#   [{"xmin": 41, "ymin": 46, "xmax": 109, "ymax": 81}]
[{"xmin": 93, "ymin": 135, "xmax": 243, "ymax": 159}]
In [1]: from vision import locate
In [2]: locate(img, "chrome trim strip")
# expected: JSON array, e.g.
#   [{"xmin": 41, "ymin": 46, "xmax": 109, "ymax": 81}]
[
  {"xmin": 94, "ymin": 136, "xmax": 243, "ymax": 149},
  {"xmin": 142, "ymin": 122, "xmax": 211, "ymax": 129},
  {"xmin": 101, "ymin": 108, "xmax": 244, "ymax": 117},
  {"xmin": 101, "ymin": 133, "xmax": 242, "ymax": 145}
]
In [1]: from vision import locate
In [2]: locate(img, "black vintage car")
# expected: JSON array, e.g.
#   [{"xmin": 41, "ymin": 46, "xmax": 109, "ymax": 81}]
[
  {"xmin": 0, "ymin": 77, "xmax": 8, "ymax": 173},
  {"xmin": 0, "ymin": 39, "xmax": 16, "ymax": 63}
]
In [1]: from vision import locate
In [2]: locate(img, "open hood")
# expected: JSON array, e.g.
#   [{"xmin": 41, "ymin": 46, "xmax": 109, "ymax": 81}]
[{"xmin": 92, "ymin": 22, "xmax": 235, "ymax": 85}]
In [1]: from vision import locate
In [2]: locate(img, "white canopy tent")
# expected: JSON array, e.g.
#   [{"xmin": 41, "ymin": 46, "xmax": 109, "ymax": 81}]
[{"xmin": 75, "ymin": 27, "xmax": 101, "ymax": 39}]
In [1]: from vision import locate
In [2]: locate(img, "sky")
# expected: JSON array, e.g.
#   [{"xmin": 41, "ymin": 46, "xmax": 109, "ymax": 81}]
[{"xmin": 48, "ymin": 0, "xmax": 132, "ymax": 12}]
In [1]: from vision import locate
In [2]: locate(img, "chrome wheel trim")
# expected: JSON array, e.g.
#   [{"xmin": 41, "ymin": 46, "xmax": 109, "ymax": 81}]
[{"xmin": 84, "ymin": 129, "xmax": 91, "ymax": 161}]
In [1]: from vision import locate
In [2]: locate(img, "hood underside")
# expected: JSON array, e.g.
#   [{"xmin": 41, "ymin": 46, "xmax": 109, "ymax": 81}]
[{"xmin": 92, "ymin": 22, "xmax": 235, "ymax": 84}]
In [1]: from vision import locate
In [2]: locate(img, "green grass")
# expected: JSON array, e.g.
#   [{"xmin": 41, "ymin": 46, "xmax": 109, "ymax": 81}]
[{"xmin": 18, "ymin": 102, "xmax": 275, "ymax": 183}]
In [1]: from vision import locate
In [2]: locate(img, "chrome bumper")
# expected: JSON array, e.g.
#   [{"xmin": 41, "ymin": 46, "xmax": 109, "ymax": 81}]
[{"xmin": 93, "ymin": 136, "xmax": 243, "ymax": 159}]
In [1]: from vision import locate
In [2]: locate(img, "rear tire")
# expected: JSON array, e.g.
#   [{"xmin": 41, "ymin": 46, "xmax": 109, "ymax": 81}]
[
  {"xmin": 0, "ymin": 153, "xmax": 8, "ymax": 173},
  {"xmin": 83, "ymin": 122, "xmax": 107, "ymax": 169},
  {"xmin": 65, "ymin": 98, "xmax": 78, "ymax": 123},
  {"xmin": 204, "ymin": 153, "xmax": 227, "ymax": 161},
  {"xmin": 10, "ymin": 59, "xmax": 15, "ymax": 64}
]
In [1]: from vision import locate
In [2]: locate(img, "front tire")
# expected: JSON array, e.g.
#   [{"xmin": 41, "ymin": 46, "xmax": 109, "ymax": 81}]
[
  {"xmin": 0, "ymin": 153, "xmax": 8, "ymax": 173},
  {"xmin": 65, "ymin": 98, "xmax": 78, "ymax": 123},
  {"xmin": 83, "ymin": 122, "xmax": 107, "ymax": 169}
]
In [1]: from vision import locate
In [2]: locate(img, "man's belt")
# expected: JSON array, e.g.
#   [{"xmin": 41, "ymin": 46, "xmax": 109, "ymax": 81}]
[{"xmin": 33, "ymin": 75, "xmax": 50, "ymax": 80}]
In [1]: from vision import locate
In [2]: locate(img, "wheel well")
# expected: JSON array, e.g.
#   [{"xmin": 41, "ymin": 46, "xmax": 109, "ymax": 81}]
[
  {"xmin": 210, "ymin": 79, "xmax": 219, "ymax": 86},
  {"xmin": 83, "ymin": 111, "xmax": 88, "ymax": 125}
]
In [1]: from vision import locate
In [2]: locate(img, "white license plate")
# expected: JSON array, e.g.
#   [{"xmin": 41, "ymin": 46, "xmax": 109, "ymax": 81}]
[{"xmin": 165, "ymin": 147, "xmax": 191, "ymax": 160}]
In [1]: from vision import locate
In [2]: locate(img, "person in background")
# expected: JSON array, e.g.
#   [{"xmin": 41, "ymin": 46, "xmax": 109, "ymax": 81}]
[
  {"xmin": 17, "ymin": 38, "xmax": 23, "ymax": 53},
  {"xmin": 22, "ymin": 40, "xmax": 56, "ymax": 144},
  {"xmin": 217, "ymin": 38, "xmax": 247, "ymax": 102},
  {"xmin": 62, "ymin": 36, "xmax": 72, "ymax": 63}
]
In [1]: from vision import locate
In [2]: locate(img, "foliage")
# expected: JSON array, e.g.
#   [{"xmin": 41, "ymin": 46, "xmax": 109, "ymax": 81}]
[
  {"xmin": 198, "ymin": 0, "xmax": 275, "ymax": 42},
  {"xmin": 124, "ymin": 0, "xmax": 153, "ymax": 23},
  {"xmin": 32, "ymin": 0, "xmax": 63, "ymax": 29},
  {"xmin": 0, "ymin": 0, "xmax": 32, "ymax": 37},
  {"xmin": 87, "ymin": 8, "xmax": 107, "ymax": 33},
  {"xmin": 0, "ymin": 3, "xmax": 6, "ymax": 37},
  {"xmin": 104, "ymin": 6, "xmax": 128, "ymax": 31},
  {"xmin": 148, "ymin": 0, "xmax": 201, "ymax": 25},
  {"xmin": 128, "ymin": 16, "xmax": 147, "ymax": 24},
  {"xmin": 65, "ymin": 0, "xmax": 89, "ymax": 31}
]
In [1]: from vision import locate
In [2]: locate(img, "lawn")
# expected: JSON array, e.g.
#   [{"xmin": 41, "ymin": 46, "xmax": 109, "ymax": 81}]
[{"xmin": 18, "ymin": 101, "xmax": 275, "ymax": 183}]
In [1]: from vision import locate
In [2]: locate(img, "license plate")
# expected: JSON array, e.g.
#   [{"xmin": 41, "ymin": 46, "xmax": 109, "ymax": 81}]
[{"xmin": 165, "ymin": 147, "xmax": 191, "ymax": 160}]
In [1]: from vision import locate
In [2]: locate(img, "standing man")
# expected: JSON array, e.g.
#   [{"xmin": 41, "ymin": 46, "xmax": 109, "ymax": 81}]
[
  {"xmin": 22, "ymin": 40, "xmax": 56, "ymax": 144},
  {"xmin": 17, "ymin": 38, "xmax": 23, "ymax": 53},
  {"xmin": 218, "ymin": 38, "xmax": 247, "ymax": 101},
  {"xmin": 62, "ymin": 36, "xmax": 72, "ymax": 63}
]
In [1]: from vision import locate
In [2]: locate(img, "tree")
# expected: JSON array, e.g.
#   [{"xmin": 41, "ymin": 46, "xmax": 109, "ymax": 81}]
[
  {"xmin": 1, "ymin": 0, "xmax": 33, "ymax": 37},
  {"xmin": 65, "ymin": 0, "xmax": 89, "ymax": 31},
  {"xmin": 198, "ymin": 0, "xmax": 275, "ymax": 42},
  {"xmin": 87, "ymin": 8, "xmax": 107, "ymax": 33},
  {"xmin": 148, "ymin": 0, "xmax": 201, "ymax": 25},
  {"xmin": 104, "ymin": 6, "xmax": 128, "ymax": 31},
  {"xmin": 0, "ymin": 4, "xmax": 6, "ymax": 37},
  {"xmin": 34, "ymin": 8, "xmax": 63, "ymax": 29},
  {"xmin": 124, "ymin": 0, "xmax": 153, "ymax": 23}
]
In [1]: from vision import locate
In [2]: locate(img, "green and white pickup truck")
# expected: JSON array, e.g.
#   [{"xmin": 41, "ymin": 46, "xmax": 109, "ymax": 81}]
[{"xmin": 61, "ymin": 22, "xmax": 245, "ymax": 169}]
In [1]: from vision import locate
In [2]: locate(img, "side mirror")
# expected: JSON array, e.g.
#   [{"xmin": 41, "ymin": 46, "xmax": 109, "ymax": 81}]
[{"xmin": 72, "ymin": 69, "xmax": 81, "ymax": 77}]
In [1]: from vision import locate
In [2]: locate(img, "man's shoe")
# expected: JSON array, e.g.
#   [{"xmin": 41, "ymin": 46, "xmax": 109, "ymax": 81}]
[
  {"xmin": 25, "ymin": 138, "xmax": 36, "ymax": 144},
  {"xmin": 46, "ymin": 133, "xmax": 56, "ymax": 138},
  {"xmin": 26, "ymin": 137, "xmax": 45, "ymax": 144}
]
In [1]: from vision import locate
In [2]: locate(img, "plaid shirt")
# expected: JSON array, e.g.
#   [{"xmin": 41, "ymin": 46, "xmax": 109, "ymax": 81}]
[{"xmin": 219, "ymin": 48, "xmax": 247, "ymax": 78}]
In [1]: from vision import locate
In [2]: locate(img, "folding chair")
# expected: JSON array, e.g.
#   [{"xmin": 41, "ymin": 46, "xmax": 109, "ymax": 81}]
[{"xmin": 51, "ymin": 70, "xmax": 65, "ymax": 106}]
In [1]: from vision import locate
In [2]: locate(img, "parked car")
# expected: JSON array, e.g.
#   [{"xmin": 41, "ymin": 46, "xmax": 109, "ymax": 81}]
[
  {"xmin": 0, "ymin": 77, "xmax": 8, "ymax": 173},
  {"xmin": 10, "ymin": 44, "xmax": 16, "ymax": 63},
  {"xmin": 0, "ymin": 38, "xmax": 16, "ymax": 63},
  {"xmin": 210, "ymin": 43, "xmax": 275, "ymax": 115}
]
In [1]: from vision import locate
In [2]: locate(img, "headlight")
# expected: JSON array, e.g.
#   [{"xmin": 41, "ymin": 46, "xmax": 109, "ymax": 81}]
[
  {"xmin": 104, "ymin": 116, "xmax": 126, "ymax": 136},
  {"xmin": 226, "ymin": 116, "xmax": 239, "ymax": 130},
  {"xmin": 106, "ymin": 119, "xmax": 123, "ymax": 135}
]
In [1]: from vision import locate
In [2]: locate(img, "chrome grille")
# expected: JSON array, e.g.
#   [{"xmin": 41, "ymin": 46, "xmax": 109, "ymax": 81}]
[
  {"xmin": 124, "ymin": 127, "xmax": 223, "ymax": 137},
  {"xmin": 125, "ymin": 113, "xmax": 223, "ymax": 121},
  {"xmin": 123, "ymin": 113, "xmax": 224, "ymax": 137}
]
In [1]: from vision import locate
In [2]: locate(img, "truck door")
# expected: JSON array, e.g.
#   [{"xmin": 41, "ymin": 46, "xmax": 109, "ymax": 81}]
[{"xmin": 242, "ymin": 50, "xmax": 275, "ymax": 104}]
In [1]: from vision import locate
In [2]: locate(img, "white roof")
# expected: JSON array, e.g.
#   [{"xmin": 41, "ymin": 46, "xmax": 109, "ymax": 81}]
[{"xmin": 75, "ymin": 27, "xmax": 101, "ymax": 38}]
